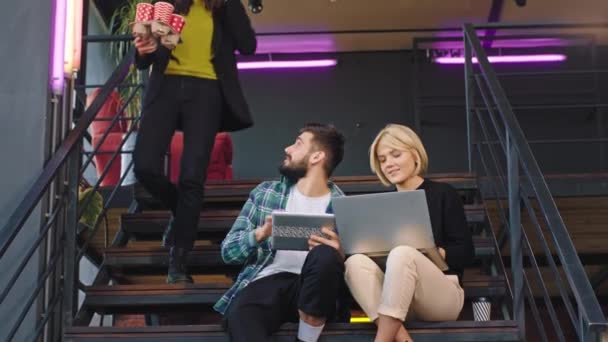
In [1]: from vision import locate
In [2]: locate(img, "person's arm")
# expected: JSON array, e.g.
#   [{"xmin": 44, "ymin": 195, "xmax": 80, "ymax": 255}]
[
  {"xmin": 441, "ymin": 186, "xmax": 474, "ymax": 271},
  {"xmin": 224, "ymin": 0, "xmax": 257, "ymax": 55},
  {"xmin": 220, "ymin": 183, "xmax": 267, "ymax": 264},
  {"xmin": 133, "ymin": 36, "xmax": 159, "ymax": 70}
]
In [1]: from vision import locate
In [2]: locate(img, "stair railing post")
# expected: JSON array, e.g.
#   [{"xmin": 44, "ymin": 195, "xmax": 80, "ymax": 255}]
[
  {"xmin": 507, "ymin": 131, "xmax": 525, "ymax": 338},
  {"xmin": 62, "ymin": 143, "xmax": 81, "ymax": 330},
  {"xmin": 464, "ymin": 31, "xmax": 475, "ymax": 173}
]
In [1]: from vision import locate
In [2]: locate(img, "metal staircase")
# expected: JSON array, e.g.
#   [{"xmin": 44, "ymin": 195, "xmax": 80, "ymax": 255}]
[{"xmin": 0, "ymin": 23, "xmax": 606, "ymax": 342}]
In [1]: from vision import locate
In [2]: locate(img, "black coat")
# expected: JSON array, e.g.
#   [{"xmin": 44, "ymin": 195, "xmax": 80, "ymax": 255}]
[
  {"xmin": 135, "ymin": 0, "xmax": 257, "ymax": 132},
  {"xmin": 418, "ymin": 179, "xmax": 474, "ymax": 281}
]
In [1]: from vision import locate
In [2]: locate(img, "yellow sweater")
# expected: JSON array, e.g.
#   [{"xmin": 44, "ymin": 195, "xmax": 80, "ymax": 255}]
[{"xmin": 165, "ymin": 0, "xmax": 217, "ymax": 79}]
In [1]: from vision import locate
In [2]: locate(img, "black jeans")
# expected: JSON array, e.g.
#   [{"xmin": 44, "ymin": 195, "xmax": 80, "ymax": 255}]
[
  {"xmin": 224, "ymin": 245, "xmax": 346, "ymax": 342},
  {"xmin": 133, "ymin": 75, "xmax": 222, "ymax": 250}
]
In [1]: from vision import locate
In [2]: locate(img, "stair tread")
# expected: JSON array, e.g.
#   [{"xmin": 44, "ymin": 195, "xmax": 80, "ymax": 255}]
[
  {"xmin": 121, "ymin": 204, "xmax": 487, "ymax": 238},
  {"xmin": 67, "ymin": 320, "xmax": 517, "ymax": 332},
  {"xmin": 135, "ymin": 174, "xmax": 478, "ymax": 213},
  {"xmin": 202, "ymin": 173, "xmax": 478, "ymax": 198},
  {"xmin": 112, "ymin": 236, "xmax": 492, "ymax": 252},
  {"xmin": 126, "ymin": 204, "xmax": 485, "ymax": 219},
  {"xmin": 204, "ymin": 173, "xmax": 476, "ymax": 186},
  {"xmin": 103, "ymin": 237, "xmax": 495, "ymax": 269},
  {"xmin": 64, "ymin": 321, "xmax": 520, "ymax": 342},
  {"xmin": 83, "ymin": 274, "xmax": 506, "ymax": 311},
  {"xmin": 88, "ymin": 273, "xmax": 504, "ymax": 292}
]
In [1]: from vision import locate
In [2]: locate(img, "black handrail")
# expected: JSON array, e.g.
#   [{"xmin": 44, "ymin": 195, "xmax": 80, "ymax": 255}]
[
  {"xmin": 0, "ymin": 193, "xmax": 66, "ymax": 305},
  {"xmin": 0, "ymin": 49, "xmax": 136, "ymax": 341},
  {"xmin": 33, "ymin": 289, "xmax": 64, "ymax": 342},
  {"xmin": 76, "ymin": 119, "xmax": 141, "ymax": 262},
  {"xmin": 6, "ymin": 247, "xmax": 64, "ymax": 341},
  {"xmin": 464, "ymin": 22, "xmax": 607, "ymax": 340},
  {"xmin": 79, "ymin": 83, "xmax": 142, "ymax": 175},
  {"xmin": 412, "ymin": 21, "xmax": 608, "ymax": 172},
  {"xmin": 474, "ymin": 107, "xmax": 571, "ymax": 341},
  {"xmin": 0, "ymin": 50, "xmax": 134, "ymax": 260},
  {"xmin": 475, "ymin": 99, "xmax": 584, "ymax": 339},
  {"xmin": 474, "ymin": 94, "xmax": 581, "ymax": 327}
]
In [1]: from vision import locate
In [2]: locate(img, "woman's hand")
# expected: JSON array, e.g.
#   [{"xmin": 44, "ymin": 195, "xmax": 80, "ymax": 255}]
[
  {"xmin": 134, "ymin": 36, "xmax": 158, "ymax": 56},
  {"xmin": 308, "ymin": 227, "xmax": 345, "ymax": 260},
  {"xmin": 438, "ymin": 247, "xmax": 446, "ymax": 259}
]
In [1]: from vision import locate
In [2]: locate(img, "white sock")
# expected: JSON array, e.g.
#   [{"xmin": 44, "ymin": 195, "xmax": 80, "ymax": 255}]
[{"xmin": 297, "ymin": 319, "xmax": 325, "ymax": 342}]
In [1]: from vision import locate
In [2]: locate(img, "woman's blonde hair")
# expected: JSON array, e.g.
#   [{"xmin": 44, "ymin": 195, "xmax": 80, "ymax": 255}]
[{"xmin": 369, "ymin": 124, "xmax": 428, "ymax": 186}]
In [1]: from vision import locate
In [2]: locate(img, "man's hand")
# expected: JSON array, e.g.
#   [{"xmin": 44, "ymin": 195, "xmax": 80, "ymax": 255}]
[
  {"xmin": 134, "ymin": 36, "xmax": 158, "ymax": 56},
  {"xmin": 254, "ymin": 215, "xmax": 272, "ymax": 243},
  {"xmin": 308, "ymin": 227, "xmax": 345, "ymax": 260}
]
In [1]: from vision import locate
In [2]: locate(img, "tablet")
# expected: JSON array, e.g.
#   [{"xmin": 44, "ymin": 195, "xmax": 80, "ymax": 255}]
[{"xmin": 270, "ymin": 211, "xmax": 336, "ymax": 251}]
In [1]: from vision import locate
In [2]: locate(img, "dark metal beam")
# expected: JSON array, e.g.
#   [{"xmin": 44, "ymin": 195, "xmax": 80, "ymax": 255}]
[{"xmin": 484, "ymin": 0, "xmax": 505, "ymax": 49}]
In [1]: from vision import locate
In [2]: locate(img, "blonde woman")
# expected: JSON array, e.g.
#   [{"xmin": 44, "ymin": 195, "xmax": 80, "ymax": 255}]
[{"xmin": 344, "ymin": 124, "xmax": 474, "ymax": 342}]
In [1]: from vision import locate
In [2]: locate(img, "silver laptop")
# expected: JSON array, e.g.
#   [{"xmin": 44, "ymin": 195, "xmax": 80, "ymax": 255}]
[{"xmin": 333, "ymin": 190, "xmax": 448, "ymax": 271}]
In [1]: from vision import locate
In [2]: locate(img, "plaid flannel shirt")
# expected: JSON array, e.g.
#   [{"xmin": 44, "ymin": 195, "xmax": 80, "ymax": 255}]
[{"xmin": 213, "ymin": 177, "xmax": 344, "ymax": 314}]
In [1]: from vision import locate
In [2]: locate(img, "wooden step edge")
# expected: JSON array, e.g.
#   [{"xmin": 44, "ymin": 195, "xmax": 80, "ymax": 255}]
[
  {"xmin": 66, "ymin": 320, "xmax": 518, "ymax": 335},
  {"xmin": 123, "ymin": 204, "xmax": 486, "ymax": 220},
  {"xmin": 105, "ymin": 237, "xmax": 492, "ymax": 253},
  {"xmin": 86, "ymin": 274, "xmax": 505, "ymax": 293},
  {"xmin": 199, "ymin": 173, "xmax": 477, "ymax": 188}
]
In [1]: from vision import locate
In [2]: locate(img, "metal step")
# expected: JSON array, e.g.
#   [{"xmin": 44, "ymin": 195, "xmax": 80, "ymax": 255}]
[
  {"xmin": 103, "ymin": 237, "xmax": 495, "ymax": 271},
  {"xmin": 83, "ymin": 274, "xmax": 506, "ymax": 315},
  {"xmin": 65, "ymin": 320, "xmax": 520, "ymax": 342},
  {"xmin": 135, "ymin": 173, "xmax": 479, "ymax": 210},
  {"xmin": 121, "ymin": 204, "xmax": 487, "ymax": 241}
]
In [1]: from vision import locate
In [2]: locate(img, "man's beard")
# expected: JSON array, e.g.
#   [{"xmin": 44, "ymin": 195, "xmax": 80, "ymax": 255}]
[{"xmin": 278, "ymin": 156, "xmax": 309, "ymax": 183}]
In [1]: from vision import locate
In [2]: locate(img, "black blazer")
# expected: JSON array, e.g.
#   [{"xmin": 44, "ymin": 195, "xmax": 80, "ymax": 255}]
[
  {"xmin": 135, "ymin": 0, "xmax": 257, "ymax": 132},
  {"xmin": 418, "ymin": 179, "xmax": 474, "ymax": 281}
]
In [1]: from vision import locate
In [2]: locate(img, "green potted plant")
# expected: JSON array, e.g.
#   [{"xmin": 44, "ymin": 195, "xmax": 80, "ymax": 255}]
[{"xmin": 78, "ymin": 185, "xmax": 104, "ymax": 230}]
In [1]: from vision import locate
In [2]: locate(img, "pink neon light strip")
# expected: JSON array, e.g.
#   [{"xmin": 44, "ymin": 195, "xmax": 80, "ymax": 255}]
[
  {"xmin": 51, "ymin": 0, "xmax": 67, "ymax": 93},
  {"xmin": 237, "ymin": 59, "xmax": 337, "ymax": 70},
  {"xmin": 435, "ymin": 54, "xmax": 567, "ymax": 64}
]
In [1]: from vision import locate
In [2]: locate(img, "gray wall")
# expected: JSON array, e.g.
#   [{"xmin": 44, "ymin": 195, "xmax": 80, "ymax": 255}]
[
  {"xmin": 231, "ymin": 47, "xmax": 608, "ymax": 179},
  {"xmin": 0, "ymin": 0, "xmax": 52, "ymax": 340},
  {"xmin": 86, "ymin": 3, "xmax": 117, "ymax": 89},
  {"xmin": 82, "ymin": 2, "xmax": 118, "ymax": 185},
  {"xmin": 79, "ymin": 20, "xmax": 607, "ymax": 180},
  {"xmin": 234, "ymin": 52, "xmax": 413, "ymax": 179}
]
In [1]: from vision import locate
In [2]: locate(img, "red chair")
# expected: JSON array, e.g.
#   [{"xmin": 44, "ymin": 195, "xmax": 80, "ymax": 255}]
[
  {"xmin": 88, "ymin": 89, "xmax": 126, "ymax": 187},
  {"xmin": 168, "ymin": 132, "xmax": 234, "ymax": 184},
  {"xmin": 88, "ymin": 88, "xmax": 234, "ymax": 186}
]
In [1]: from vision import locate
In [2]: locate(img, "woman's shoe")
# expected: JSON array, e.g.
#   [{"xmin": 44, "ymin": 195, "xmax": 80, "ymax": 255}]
[
  {"xmin": 167, "ymin": 247, "xmax": 193, "ymax": 284},
  {"xmin": 161, "ymin": 216, "xmax": 174, "ymax": 248}
]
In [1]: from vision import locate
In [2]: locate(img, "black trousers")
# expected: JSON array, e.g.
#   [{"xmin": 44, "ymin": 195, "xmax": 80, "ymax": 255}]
[
  {"xmin": 133, "ymin": 75, "xmax": 222, "ymax": 250},
  {"xmin": 224, "ymin": 245, "xmax": 346, "ymax": 342}
]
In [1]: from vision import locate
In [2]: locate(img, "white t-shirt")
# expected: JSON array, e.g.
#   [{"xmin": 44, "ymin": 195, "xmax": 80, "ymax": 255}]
[{"xmin": 253, "ymin": 186, "xmax": 331, "ymax": 281}]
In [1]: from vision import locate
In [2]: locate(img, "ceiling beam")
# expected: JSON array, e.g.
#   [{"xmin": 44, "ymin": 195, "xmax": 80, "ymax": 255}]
[{"xmin": 484, "ymin": 0, "xmax": 505, "ymax": 49}]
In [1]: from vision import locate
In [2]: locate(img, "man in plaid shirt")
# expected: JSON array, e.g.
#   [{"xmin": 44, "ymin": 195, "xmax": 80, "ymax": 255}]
[{"xmin": 215, "ymin": 123, "xmax": 347, "ymax": 342}]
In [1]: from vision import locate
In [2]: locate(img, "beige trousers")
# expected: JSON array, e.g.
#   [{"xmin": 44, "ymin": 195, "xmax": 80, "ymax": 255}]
[{"xmin": 344, "ymin": 245, "xmax": 464, "ymax": 322}]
